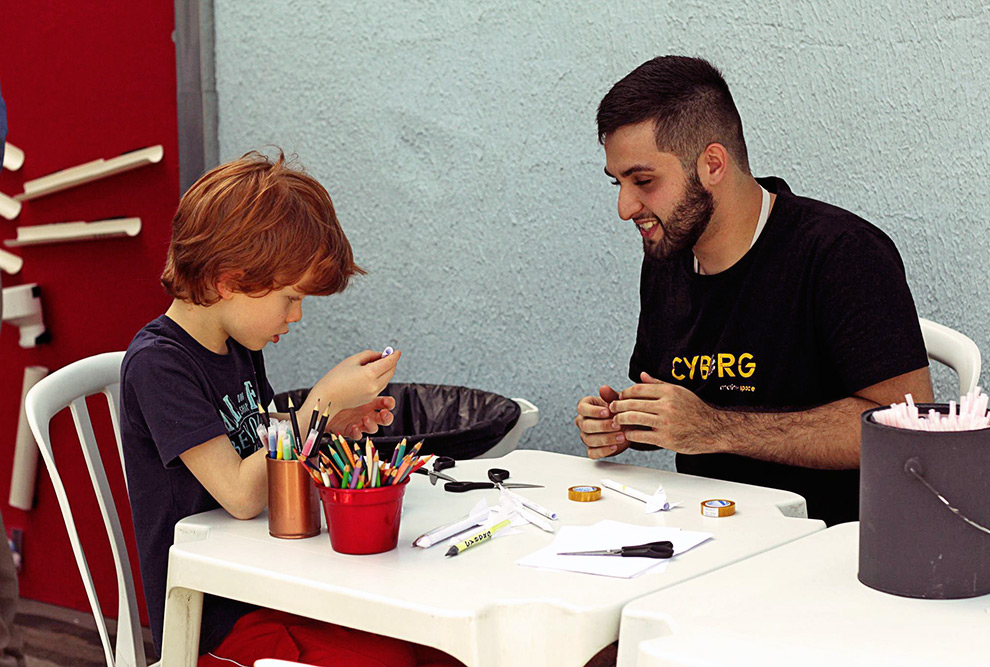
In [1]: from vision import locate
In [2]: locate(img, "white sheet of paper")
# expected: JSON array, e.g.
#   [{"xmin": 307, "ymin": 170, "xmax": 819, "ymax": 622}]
[{"xmin": 516, "ymin": 520, "xmax": 713, "ymax": 578}]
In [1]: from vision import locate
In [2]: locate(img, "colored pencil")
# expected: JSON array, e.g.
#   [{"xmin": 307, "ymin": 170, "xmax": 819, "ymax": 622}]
[{"xmin": 316, "ymin": 404, "xmax": 331, "ymax": 434}]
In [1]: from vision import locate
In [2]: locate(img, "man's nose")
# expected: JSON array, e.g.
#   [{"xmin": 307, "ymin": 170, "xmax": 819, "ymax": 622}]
[{"xmin": 617, "ymin": 186, "xmax": 641, "ymax": 221}]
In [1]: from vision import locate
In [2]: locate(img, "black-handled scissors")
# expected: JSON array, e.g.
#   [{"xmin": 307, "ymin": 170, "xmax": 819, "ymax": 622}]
[
  {"xmin": 556, "ymin": 540, "xmax": 675, "ymax": 559},
  {"xmin": 443, "ymin": 467, "xmax": 543, "ymax": 493},
  {"xmin": 412, "ymin": 456, "xmax": 458, "ymax": 485}
]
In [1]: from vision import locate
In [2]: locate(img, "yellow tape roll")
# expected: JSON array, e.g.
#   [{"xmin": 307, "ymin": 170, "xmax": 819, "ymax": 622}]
[
  {"xmin": 569, "ymin": 485, "xmax": 602, "ymax": 502},
  {"xmin": 701, "ymin": 499, "xmax": 735, "ymax": 517}
]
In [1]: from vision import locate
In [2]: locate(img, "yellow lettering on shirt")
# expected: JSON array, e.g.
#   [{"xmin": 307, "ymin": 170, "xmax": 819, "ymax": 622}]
[
  {"xmin": 739, "ymin": 353, "xmax": 755, "ymax": 378},
  {"xmin": 717, "ymin": 353, "xmax": 736, "ymax": 378},
  {"xmin": 668, "ymin": 352, "xmax": 756, "ymax": 387}
]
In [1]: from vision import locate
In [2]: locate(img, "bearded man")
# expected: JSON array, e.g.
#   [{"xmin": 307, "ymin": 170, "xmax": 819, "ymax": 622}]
[{"xmin": 575, "ymin": 56, "xmax": 933, "ymax": 525}]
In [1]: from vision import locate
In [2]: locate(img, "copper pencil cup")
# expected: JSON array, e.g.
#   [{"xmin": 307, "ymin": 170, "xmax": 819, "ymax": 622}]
[{"xmin": 267, "ymin": 457, "xmax": 321, "ymax": 539}]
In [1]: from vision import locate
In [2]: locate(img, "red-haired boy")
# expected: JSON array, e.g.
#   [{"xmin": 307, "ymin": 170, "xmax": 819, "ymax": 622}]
[{"xmin": 121, "ymin": 152, "xmax": 457, "ymax": 666}]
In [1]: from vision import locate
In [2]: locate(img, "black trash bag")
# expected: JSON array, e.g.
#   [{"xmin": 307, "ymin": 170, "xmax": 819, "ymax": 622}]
[{"xmin": 273, "ymin": 383, "xmax": 520, "ymax": 460}]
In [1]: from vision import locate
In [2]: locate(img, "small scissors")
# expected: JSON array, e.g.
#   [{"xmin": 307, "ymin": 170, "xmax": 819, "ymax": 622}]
[
  {"xmin": 443, "ymin": 467, "xmax": 544, "ymax": 493},
  {"xmin": 557, "ymin": 540, "xmax": 674, "ymax": 559},
  {"xmin": 413, "ymin": 455, "xmax": 459, "ymax": 485}
]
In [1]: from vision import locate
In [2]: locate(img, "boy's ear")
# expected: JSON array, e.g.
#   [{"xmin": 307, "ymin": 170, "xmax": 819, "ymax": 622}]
[{"xmin": 215, "ymin": 272, "xmax": 241, "ymax": 301}]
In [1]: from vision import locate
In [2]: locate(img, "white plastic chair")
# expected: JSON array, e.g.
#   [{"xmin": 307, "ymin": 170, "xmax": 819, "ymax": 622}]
[
  {"xmin": 24, "ymin": 351, "xmax": 154, "ymax": 667},
  {"xmin": 475, "ymin": 397, "xmax": 539, "ymax": 459},
  {"xmin": 919, "ymin": 318, "xmax": 982, "ymax": 396}
]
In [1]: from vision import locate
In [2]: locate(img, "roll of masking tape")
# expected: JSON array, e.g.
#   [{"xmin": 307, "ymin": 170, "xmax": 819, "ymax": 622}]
[
  {"xmin": 701, "ymin": 499, "xmax": 735, "ymax": 517},
  {"xmin": 569, "ymin": 485, "xmax": 602, "ymax": 502}
]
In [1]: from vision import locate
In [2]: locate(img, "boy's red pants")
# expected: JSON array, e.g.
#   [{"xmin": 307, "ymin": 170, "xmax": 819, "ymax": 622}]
[{"xmin": 197, "ymin": 609, "xmax": 463, "ymax": 667}]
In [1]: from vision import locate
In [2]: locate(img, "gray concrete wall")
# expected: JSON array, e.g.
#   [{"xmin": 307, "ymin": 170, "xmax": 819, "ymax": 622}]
[{"xmin": 214, "ymin": 1, "xmax": 990, "ymax": 468}]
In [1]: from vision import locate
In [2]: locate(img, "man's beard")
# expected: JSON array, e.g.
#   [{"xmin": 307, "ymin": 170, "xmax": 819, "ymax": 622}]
[{"xmin": 644, "ymin": 172, "xmax": 714, "ymax": 262}]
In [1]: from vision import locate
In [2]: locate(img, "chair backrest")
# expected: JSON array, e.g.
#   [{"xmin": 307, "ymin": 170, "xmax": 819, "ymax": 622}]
[
  {"xmin": 24, "ymin": 351, "xmax": 147, "ymax": 667},
  {"xmin": 476, "ymin": 397, "xmax": 540, "ymax": 459},
  {"xmin": 919, "ymin": 318, "xmax": 982, "ymax": 397}
]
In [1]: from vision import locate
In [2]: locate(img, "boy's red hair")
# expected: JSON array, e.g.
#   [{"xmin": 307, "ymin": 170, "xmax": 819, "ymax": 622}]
[{"xmin": 161, "ymin": 151, "xmax": 363, "ymax": 305}]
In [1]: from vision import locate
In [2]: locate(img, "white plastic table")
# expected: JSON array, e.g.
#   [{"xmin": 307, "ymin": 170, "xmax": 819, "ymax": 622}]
[
  {"xmin": 160, "ymin": 450, "xmax": 824, "ymax": 667},
  {"xmin": 619, "ymin": 521, "xmax": 990, "ymax": 666}
]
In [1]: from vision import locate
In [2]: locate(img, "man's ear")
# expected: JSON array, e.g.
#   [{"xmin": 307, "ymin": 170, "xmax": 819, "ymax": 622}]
[{"xmin": 696, "ymin": 143, "xmax": 729, "ymax": 187}]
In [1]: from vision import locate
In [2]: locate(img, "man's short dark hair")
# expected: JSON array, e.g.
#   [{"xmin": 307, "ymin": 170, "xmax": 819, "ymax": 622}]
[{"xmin": 597, "ymin": 56, "xmax": 750, "ymax": 174}]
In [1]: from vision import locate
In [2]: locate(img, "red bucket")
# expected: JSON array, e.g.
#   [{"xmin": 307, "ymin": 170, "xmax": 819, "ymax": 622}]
[{"xmin": 317, "ymin": 478, "xmax": 409, "ymax": 554}]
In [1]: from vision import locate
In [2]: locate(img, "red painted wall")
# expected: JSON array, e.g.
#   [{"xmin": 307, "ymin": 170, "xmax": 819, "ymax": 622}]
[{"xmin": 1, "ymin": 2, "xmax": 180, "ymax": 624}]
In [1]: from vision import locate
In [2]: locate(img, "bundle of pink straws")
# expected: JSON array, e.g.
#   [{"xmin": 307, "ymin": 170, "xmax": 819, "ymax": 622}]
[{"xmin": 872, "ymin": 389, "xmax": 990, "ymax": 431}]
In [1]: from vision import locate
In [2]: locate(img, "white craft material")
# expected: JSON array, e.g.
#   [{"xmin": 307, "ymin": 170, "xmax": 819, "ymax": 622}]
[
  {"xmin": 0, "ymin": 191, "xmax": 21, "ymax": 220},
  {"xmin": 15, "ymin": 145, "xmax": 163, "ymax": 201},
  {"xmin": 0, "ymin": 249, "xmax": 23, "ymax": 275},
  {"xmin": 601, "ymin": 478, "xmax": 673, "ymax": 512},
  {"xmin": 1, "ymin": 283, "xmax": 45, "ymax": 346},
  {"xmin": 2, "ymin": 142, "xmax": 24, "ymax": 171},
  {"xmin": 9, "ymin": 366, "xmax": 48, "ymax": 510},
  {"xmin": 872, "ymin": 389, "xmax": 990, "ymax": 431},
  {"xmin": 5, "ymin": 217, "xmax": 141, "ymax": 247}
]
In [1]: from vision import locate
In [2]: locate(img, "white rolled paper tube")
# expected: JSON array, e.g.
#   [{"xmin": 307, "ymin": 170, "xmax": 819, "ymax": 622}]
[
  {"xmin": 0, "ymin": 191, "xmax": 21, "ymax": 221},
  {"xmin": 2, "ymin": 143, "xmax": 25, "ymax": 171},
  {"xmin": 9, "ymin": 365, "xmax": 48, "ymax": 510},
  {"xmin": 601, "ymin": 478, "xmax": 653, "ymax": 504},
  {"xmin": 0, "ymin": 249, "xmax": 23, "ymax": 275}
]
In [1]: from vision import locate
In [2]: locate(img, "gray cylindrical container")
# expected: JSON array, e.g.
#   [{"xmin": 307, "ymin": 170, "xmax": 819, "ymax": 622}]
[{"xmin": 859, "ymin": 405, "xmax": 990, "ymax": 599}]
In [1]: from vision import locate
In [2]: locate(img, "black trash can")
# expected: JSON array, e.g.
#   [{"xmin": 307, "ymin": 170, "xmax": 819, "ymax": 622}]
[{"xmin": 273, "ymin": 383, "xmax": 521, "ymax": 460}]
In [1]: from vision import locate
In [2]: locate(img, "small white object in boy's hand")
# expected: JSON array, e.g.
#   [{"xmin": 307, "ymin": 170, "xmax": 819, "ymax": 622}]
[{"xmin": 381, "ymin": 346, "xmax": 394, "ymax": 358}]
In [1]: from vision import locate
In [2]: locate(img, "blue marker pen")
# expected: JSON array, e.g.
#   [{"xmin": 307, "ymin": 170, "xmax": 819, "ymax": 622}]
[
  {"xmin": 267, "ymin": 424, "xmax": 278, "ymax": 458},
  {"xmin": 381, "ymin": 346, "xmax": 394, "ymax": 358}
]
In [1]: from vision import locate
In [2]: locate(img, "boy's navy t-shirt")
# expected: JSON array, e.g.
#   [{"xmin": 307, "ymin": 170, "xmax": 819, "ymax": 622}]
[{"xmin": 120, "ymin": 315, "xmax": 273, "ymax": 657}]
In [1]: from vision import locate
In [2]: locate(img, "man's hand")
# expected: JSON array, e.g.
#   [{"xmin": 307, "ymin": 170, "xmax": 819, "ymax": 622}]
[
  {"xmin": 328, "ymin": 395, "xmax": 396, "ymax": 440},
  {"xmin": 609, "ymin": 372, "xmax": 722, "ymax": 454},
  {"xmin": 575, "ymin": 385, "xmax": 631, "ymax": 460}
]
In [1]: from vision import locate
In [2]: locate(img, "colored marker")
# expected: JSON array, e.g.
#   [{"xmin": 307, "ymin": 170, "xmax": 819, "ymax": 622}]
[
  {"xmin": 307, "ymin": 398, "xmax": 321, "ymax": 434},
  {"xmin": 381, "ymin": 346, "xmax": 394, "ymax": 357},
  {"xmin": 445, "ymin": 519, "xmax": 512, "ymax": 557},
  {"xmin": 287, "ymin": 396, "xmax": 303, "ymax": 454}
]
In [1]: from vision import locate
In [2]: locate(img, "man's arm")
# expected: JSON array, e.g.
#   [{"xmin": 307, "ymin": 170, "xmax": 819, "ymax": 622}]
[
  {"xmin": 179, "ymin": 436, "xmax": 268, "ymax": 519},
  {"xmin": 609, "ymin": 366, "xmax": 933, "ymax": 468}
]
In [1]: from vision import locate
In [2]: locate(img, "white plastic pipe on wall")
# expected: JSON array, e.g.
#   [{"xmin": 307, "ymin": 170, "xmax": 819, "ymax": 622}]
[{"xmin": 9, "ymin": 365, "xmax": 48, "ymax": 510}]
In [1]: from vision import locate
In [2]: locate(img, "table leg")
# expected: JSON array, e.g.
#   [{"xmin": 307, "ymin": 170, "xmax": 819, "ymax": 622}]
[{"xmin": 160, "ymin": 586, "xmax": 203, "ymax": 667}]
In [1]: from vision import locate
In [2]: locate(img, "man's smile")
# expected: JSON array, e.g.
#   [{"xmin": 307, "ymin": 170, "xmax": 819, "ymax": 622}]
[{"xmin": 635, "ymin": 217, "xmax": 660, "ymax": 239}]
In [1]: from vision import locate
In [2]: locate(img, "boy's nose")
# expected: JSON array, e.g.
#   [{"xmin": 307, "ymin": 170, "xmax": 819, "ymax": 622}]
[{"xmin": 288, "ymin": 302, "xmax": 303, "ymax": 323}]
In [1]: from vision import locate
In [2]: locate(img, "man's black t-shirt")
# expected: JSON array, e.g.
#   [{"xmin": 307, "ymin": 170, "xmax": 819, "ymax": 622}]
[
  {"xmin": 630, "ymin": 177, "xmax": 928, "ymax": 526},
  {"xmin": 120, "ymin": 315, "xmax": 273, "ymax": 656}
]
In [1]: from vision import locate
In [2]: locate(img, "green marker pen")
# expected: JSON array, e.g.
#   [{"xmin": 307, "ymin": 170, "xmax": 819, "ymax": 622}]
[{"xmin": 444, "ymin": 519, "xmax": 512, "ymax": 557}]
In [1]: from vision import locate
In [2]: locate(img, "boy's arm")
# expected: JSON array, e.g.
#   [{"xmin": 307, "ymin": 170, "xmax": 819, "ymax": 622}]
[{"xmin": 179, "ymin": 437, "xmax": 268, "ymax": 519}]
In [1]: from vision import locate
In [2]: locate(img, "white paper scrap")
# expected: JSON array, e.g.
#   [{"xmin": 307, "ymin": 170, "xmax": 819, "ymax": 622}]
[
  {"xmin": 516, "ymin": 520, "xmax": 712, "ymax": 578},
  {"xmin": 413, "ymin": 499, "xmax": 490, "ymax": 548}
]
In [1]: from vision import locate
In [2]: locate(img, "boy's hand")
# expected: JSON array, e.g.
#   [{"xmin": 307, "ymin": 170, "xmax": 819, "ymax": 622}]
[
  {"xmin": 330, "ymin": 395, "xmax": 396, "ymax": 440},
  {"xmin": 314, "ymin": 349, "xmax": 401, "ymax": 411}
]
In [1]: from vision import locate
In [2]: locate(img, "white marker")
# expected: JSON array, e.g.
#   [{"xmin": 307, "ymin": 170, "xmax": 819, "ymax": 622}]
[{"xmin": 381, "ymin": 346, "xmax": 394, "ymax": 357}]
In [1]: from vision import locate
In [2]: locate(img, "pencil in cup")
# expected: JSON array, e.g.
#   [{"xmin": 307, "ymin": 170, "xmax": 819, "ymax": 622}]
[{"xmin": 303, "ymin": 435, "xmax": 430, "ymax": 489}]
